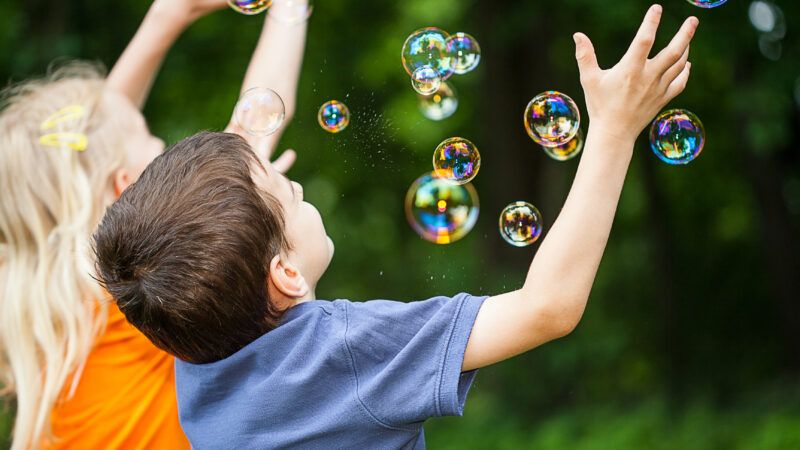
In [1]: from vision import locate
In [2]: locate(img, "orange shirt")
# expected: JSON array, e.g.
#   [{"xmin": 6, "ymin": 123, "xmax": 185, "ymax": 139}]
[{"xmin": 46, "ymin": 303, "xmax": 189, "ymax": 450}]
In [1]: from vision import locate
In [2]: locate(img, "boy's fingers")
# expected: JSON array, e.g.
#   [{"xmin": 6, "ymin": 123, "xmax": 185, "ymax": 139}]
[
  {"xmin": 665, "ymin": 62, "xmax": 691, "ymax": 99},
  {"xmin": 574, "ymin": 33, "xmax": 600, "ymax": 79},
  {"xmin": 272, "ymin": 149, "xmax": 297, "ymax": 173},
  {"xmin": 653, "ymin": 16, "xmax": 699, "ymax": 73},
  {"xmin": 660, "ymin": 45, "xmax": 689, "ymax": 85},
  {"xmin": 624, "ymin": 4, "xmax": 663, "ymax": 63}
]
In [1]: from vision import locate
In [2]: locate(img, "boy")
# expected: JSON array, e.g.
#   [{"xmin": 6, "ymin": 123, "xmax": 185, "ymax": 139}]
[{"xmin": 94, "ymin": 5, "xmax": 698, "ymax": 449}]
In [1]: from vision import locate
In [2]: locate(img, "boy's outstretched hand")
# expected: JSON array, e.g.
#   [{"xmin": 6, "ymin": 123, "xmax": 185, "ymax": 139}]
[
  {"xmin": 462, "ymin": 5, "xmax": 699, "ymax": 373},
  {"xmin": 576, "ymin": 4, "xmax": 698, "ymax": 141}
]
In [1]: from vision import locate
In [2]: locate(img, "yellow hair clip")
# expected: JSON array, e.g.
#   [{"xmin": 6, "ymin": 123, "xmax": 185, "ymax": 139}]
[
  {"xmin": 39, "ymin": 132, "xmax": 88, "ymax": 152},
  {"xmin": 40, "ymin": 105, "xmax": 86, "ymax": 131}
]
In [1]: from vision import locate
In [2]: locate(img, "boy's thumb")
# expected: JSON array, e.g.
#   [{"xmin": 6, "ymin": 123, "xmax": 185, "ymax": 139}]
[{"xmin": 574, "ymin": 33, "xmax": 599, "ymax": 76}]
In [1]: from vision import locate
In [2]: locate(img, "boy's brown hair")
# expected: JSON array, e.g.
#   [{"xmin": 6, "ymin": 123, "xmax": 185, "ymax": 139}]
[{"xmin": 94, "ymin": 131, "xmax": 288, "ymax": 364}]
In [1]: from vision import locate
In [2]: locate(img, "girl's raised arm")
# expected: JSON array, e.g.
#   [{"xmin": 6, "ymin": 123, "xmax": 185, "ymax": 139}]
[
  {"xmin": 226, "ymin": 4, "xmax": 310, "ymax": 172},
  {"xmin": 107, "ymin": 0, "xmax": 228, "ymax": 108}
]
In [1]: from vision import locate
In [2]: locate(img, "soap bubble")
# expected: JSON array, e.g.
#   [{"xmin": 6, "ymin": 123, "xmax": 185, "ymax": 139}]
[
  {"xmin": 758, "ymin": 34, "xmax": 782, "ymax": 61},
  {"xmin": 433, "ymin": 137, "xmax": 480, "ymax": 184},
  {"xmin": 686, "ymin": 0, "xmax": 728, "ymax": 8},
  {"xmin": 445, "ymin": 32, "xmax": 481, "ymax": 74},
  {"xmin": 269, "ymin": 0, "xmax": 313, "ymax": 23},
  {"xmin": 524, "ymin": 91, "xmax": 580, "ymax": 147},
  {"xmin": 749, "ymin": 1, "xmax": 785, "ymax": 38},
  {"xmin": 317, "ymin": 100, "xmax": 350, "ymax": 133},
  {"xmin": 405, "ymin": 173, "xmax": 479, "ymax": 245},
  {"xmin": 418, "ymin": 82, "xmax": 458, "ymax": 121},
  {"xmin": 234, "ymin": 87, "xmax": 285, "ymax": 136},
  {"xmin": 401, "ymin": 28, "xmax": 455, "ymax": 80},
  {"xmin": 499, "ymin": 202, "xmax": 543, "ymax": 247},
  {"xmin": 411, "ymin": 66, "xmax": 442, "ymax": 95},
  {"xmin": 543, "ymin": 129, "xmax": 584, "ymax": 161},
  {"xmin": 649, "ymin": 109, "xmax": 705, "ymax": 165},
  {"xmin": 228, "ymin": 0, "xmax": 271, "ymax": 15}
]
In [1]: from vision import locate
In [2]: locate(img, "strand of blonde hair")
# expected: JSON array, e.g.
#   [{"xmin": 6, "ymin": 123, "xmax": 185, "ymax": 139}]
[{"xmin": 0, "ymin": 61, "xmax": 127, "ymax": 449}]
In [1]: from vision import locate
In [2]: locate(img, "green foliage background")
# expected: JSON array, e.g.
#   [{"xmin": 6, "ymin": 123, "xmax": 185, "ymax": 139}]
[{"xmin": 2, "ymin": 0, "xmax": 799, "ymax": 448}]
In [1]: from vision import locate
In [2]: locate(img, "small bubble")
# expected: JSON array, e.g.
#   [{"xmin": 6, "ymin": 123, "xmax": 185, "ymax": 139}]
[
  {"xmin": 649, "ymin": 109, "xmax": 705, "ymax": 165},
  {"xmin": 524, "ymin": 91, "xmax": 580, "ymax": 147}
]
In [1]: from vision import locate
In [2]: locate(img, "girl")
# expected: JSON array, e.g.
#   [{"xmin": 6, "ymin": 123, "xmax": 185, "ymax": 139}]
[{"xmin": 0, "ymin": 0, "xmax": 306, "ymax": 448}]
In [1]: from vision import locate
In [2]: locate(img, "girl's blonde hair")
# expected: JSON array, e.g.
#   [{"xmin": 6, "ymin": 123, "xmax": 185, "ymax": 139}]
[{"xmin": 0, "ymin": 61, "xmax": 129, "ymax": 449}]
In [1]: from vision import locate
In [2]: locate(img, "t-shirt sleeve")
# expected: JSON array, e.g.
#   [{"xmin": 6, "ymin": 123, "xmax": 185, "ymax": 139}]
[{"xmin": 339, "ymin": 293, "xmax": 487, "ymax": 428}]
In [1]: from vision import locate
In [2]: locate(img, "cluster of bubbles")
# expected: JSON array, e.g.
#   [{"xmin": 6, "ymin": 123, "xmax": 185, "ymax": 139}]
[
  {"xmin": 405, "ymin": 173, "xmax": 480, "ymax": 245},
  {"xmin": 401, "ymin": 28, "xmax": 481, "ymax": 121},
  {"xmin": 317, "ymin": 100, "xmax": 351, "ymax": 133},
  {"xmin": 400, "ymin": 8, "xmax": 721, "ymax": 247},
  {"xmin": 649, "ymin": 109, "xmax": 705, "ymax": 165},
  {"xmin": 686, "ymin": 0, "xmax": 727, "ymax": 8},
  {"xmin": 234, "ymin": 87, "xmax": 286, "ymax": 136},
  {"xmin": 499, "ymin": 202, "xmax": 543, "ymax": 247},
  {"xmin": 409, "ymin": 133, "xmax": 542, "ymax": 247},
  {"xmin": 406, "ymin": 137, "xmax": 481, "ymax": 244},
  {"xmin": 228, "ymin": 0, "xmax": 313, "ymax": 22}
]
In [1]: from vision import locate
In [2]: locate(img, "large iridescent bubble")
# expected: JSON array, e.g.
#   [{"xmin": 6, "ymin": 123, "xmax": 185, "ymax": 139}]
[
  {"xmin": 268, "ymin": 0, "xmax": 313, "ymax": 23},
  {"xmin": 234, "ymin": 87, "xmax": 285, "ymax": 136},
  {"xmin": 524, "ymin": 91, "xmax": 580, "ymax": 147},
  {"xmin": 686, "ymin": 0, "xmax": 727, "ymax": 8},
  {"xmin": 405, "ymin": 173, "xmax": 479, "ymax": 245},
  {"xmin": 401, "ymin": 28, "xmax": 455, "ymax": 80},
  {"xmin": 228, "ymin": 0, "xmax": 271, "ymax": 15},
  {"xmin": 317, "ymin": 100, "xmax": 350, "ymax": 133},
  {"xmin": 445, "ymin": 32, "xmax": 481, "ymax": 74},
  {"xmin": 649, "ymin": 109, "xmax": 705, "ymax": 165},
  {"xmin": 419, "ymin": 82, "xmax": 458, "ymax": 121},
  {"xmin": 433, "ymin": 137, "xmax": 480, "ymax": 184},
  {"xmin": 499, "ymin": 202, "xmax": 543, "ymax": 247},
  {"xmin": 411, "ymin": 66, "xmax": 442, "ymax": 96},
  {"xmin": 543, "ymin": 129, "xmax": 584, "ymax": 161}
]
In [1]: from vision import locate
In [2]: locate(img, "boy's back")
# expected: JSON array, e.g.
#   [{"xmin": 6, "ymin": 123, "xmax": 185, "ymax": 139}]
[{"xmin": 176, "ymin": 295, "xmax": 486, "ymax": 449}]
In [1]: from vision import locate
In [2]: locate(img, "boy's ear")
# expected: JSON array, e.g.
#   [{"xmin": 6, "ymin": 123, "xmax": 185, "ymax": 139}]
[
  {"xmin": 268, "ymin": 254, "xmax": 310, "ymax": 300},
  {"xmin": 113, "ymin": 168, "xmax": 131, "ymax": 199}
]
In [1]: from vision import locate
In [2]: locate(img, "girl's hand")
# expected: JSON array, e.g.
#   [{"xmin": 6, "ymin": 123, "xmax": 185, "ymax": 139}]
[
  {"xmin": 225, "ymin": 122, "xmax": 297, "ymax": 173},
  {"xmin": 574, "ymin": 4, "xmax": 699, "ymax": 143},
  {"xmin": 152, "ymin": 0, "xmax": 230, "ymax": 26}
]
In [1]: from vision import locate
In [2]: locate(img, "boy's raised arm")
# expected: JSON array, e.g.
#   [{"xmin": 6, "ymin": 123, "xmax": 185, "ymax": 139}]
[
  {"xmin": 463, "ymin": 5, "xmax": 699, "ymax": 372},
  {"xmin": 107, "ymin": 0, "xmax": 229, "ymax": 109},
  {"xmin": 226, "ymin": 4, "xmax": 309, "ymax": 172}
]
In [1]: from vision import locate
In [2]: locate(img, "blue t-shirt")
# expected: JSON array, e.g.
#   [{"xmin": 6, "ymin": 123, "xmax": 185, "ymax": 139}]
[{"xmin": 174, "ymin": 293, "xmax": 487, "ymax": 449}]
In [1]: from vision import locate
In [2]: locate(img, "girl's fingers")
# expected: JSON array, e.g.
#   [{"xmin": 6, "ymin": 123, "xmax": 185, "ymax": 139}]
[
  {"xmin": 653, "ymin": 17, "xmax": 699, "ymax": 74},
  {"xmin": 660, "ymin": 45, "xmax": 689, "ymax": 86},
  {"xmin": 624, "ymin": 4, "xmax": 663, "ymax": 64},
  {"xmin": 272, "ymin": 149, "xmax": 297, "ymax": 174},
  {"xmin": 665, "ymin": 62, "xmax": 691, "ymax": 100},
  {"xmin": 574, "ymin": 33, "xmax": 601, "ymax": 81}
]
